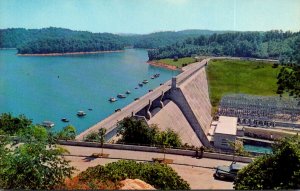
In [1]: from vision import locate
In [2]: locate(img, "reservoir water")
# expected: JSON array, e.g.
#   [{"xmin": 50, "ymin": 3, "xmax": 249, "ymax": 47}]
[{"xmin": 0, "ymin": 49, "xmax": 179, "ymax": 133}]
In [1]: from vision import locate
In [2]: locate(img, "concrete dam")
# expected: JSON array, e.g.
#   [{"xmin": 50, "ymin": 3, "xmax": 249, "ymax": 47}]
[{"xmin": 76, "ymin": 59, "xmax": 213, "ymax": 147}]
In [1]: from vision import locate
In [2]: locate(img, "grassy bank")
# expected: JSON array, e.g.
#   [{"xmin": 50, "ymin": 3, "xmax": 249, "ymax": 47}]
[
  {"xmin": 156, "ymin": 57, "xmax": 196, "ymax": 68},
  {"xmin": 207, "ymin": 59, "xmax": 281, "ymax": 112}
]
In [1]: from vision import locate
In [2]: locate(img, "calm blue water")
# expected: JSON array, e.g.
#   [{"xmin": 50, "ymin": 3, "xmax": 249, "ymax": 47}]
[
  {"xmin": 0, "ymin": 49, "xmax": 179, "ymax": 133},
  {"xmin": 244, "ymin": 144, "xmax": 273, "ymax": 154}
]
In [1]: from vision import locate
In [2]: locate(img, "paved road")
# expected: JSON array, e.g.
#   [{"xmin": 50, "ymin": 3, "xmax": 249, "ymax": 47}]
[{"xmin": 62, "ymin": 145, "xmax": 242, "ymax": 189}]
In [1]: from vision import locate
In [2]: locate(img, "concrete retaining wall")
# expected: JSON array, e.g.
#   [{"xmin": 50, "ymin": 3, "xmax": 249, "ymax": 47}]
[{"xmin": 58, "ymin": 140, "xmax": 253, "ymax": 163}]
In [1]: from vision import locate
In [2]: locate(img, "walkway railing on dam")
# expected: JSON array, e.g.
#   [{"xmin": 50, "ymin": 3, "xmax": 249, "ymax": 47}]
[{"xmin": 76, "ymin": 59, "xmax": 210, "ymax": 141}]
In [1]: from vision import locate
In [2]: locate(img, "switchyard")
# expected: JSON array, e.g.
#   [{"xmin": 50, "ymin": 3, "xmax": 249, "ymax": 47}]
[{"xmin": 218, "ymin": 94, "xmax": 300, "ymax": 128}]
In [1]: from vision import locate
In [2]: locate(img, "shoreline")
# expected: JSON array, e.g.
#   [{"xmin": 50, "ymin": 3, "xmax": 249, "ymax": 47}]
[
  {"xmin": 0, "ymin": 48, "xmax": 17, "ymax": 50},
  {"xmin": 17, "ymin": 50, "xmax": 124, "ymax": 56},
  {"xmin": 147, "ymin": 61, "xmax": 182, "ymax": 71}
]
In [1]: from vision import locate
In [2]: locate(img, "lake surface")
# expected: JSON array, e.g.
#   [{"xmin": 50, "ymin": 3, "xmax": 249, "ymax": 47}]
[{"xmin": 0, "ymin": 49, "xmax": 179, "ymax": 133}]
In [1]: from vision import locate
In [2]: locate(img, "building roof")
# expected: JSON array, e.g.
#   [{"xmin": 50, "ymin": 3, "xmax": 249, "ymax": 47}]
[{"xmin": 215, "ymin": 116, "xmax": 237, "ymax": 135}]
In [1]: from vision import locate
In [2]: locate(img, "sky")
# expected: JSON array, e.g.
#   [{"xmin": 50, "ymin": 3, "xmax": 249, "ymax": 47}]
[{"xmin": 0, "ymin": 0, "xmax": 299, "ymax": 34}]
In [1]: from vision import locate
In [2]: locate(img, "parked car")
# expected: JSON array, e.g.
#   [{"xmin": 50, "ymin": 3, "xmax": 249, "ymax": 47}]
[{"xmin": 214, "ymin": 162, "xmax": 245, "ymax": 181}]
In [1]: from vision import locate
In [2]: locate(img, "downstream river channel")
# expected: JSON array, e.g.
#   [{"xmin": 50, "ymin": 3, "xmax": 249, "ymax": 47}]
[{"xmin": 0, "ymin": 49, "xmax": 179, "ymax": 133}]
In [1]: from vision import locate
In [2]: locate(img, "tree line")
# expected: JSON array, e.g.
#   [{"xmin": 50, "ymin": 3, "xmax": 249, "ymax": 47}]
[
  {"xmin": 0, "ymin": 27, "xmax": 126, "ymax": 54},
  {"xmin": 148, "ymin": 30, "xmax": 300, "ymax": 60},
  {"xmin": 0, "ymin": 27, "xmax": 228, "ymax": 54},
  {"xmin": 276, "ymin": 36, "xmax": 300, "ymax": 99}
]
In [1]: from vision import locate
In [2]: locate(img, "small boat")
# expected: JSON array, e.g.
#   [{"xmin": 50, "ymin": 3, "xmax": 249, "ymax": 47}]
[
  {"xmin": 134, "ymin": 97, "xmax": 139, "ymax": 101},
  {"xmin": 88, "ymin": 108, "xmax": 93, "ymax": 111},
  {"xmin": 125, "ymin": 90, "xmax": 131, "ymax": 94},
  {"xmin": 115, "ymin": 108, "xmax": 121, "ymax": 112},
  {"xmin": 143, "ymin": 80, "xmax": 149, "ymax": 84},
  {"xmin": 109, "ymin": 97, "xmax": 117, "ymax": 102},
  {"xmin": 151, "ymin": 76, "xmax": 155, "ymax": 79},
  {"xmin": 154, "ymin": 73, "xmax": 160, "ymax": 78},
  {"xmin": 149, "ymin": 89, "xmax": 153, "ymax": 92},
  {"xmin": 117, "ymin": 94, "xmax": 126, "ymax": 98},
  {"xmin": 61, "ymin": 118, "xmax": 69, "ymax": 122},
  {"xmin": 42, "ymin": 121, "xmax": 55, "ymax": 128},
  {"xmin": 138, "ymin": 83, "xmax": 143, "ymax": 87},
  {"xmin": 135, "ymin": 87, "xmax": 138, "ymax": 89},
  {"xmin": 77, "ymin": 111, "xmax": 86, "ymax": 117}
]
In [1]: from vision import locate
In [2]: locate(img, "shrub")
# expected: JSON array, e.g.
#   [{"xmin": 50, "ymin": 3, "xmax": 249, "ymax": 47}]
[
  {"xmin": 84, "ymin": 131, "xmax": 100, "ymax": 142},
  {"xmin": 77, "ymin": 160, "xmax": 190, "ymax": 190}
]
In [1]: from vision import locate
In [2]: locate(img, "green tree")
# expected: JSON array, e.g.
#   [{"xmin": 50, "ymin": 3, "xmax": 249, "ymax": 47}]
[
  {"xmin": 57, "ymin": 125, "xmax": 77, "ymax": 141},
  {"xmin": 0, "ymin": 113, "xmax": 76, "ymax": 189},
  {"xmin": 117, "ymin": 117, "xmax": 159, "ymax": 145},
  {"xmin": 19, "ymin": 125, "xmax": 49, "ymax": 143},
  {"xmin": 0, "ymin": 113, "xmax": 32, "ymax": 135},
  {"xmin": 84, "ymin": 131, "xmax": 100, "ymax": 142},
  {"xmin": 0, "ymin": 142, "xmax": 75, "ymax": 189},
  {"xmin": 234, "ymin": 136, "xmax": 300, "ymax": 190},
  {"xmin": 155, "ymin": 131, "xmax": 169, "ymax": 160},
  {"xmin": 155, "ymin": 129, "xmax": 182, "ymax": 160},
  {"xmin": 117, "ymin": 118, "xmax": 182, "ymax": 148},
  {"xmin": 98, "ymin": 128, "xmax": 107, "ymax": 156}
]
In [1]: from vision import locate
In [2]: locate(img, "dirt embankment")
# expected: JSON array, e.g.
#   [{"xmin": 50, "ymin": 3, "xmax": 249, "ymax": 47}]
[{"xmin": 147, "ymin": 61, "xmax": 181, "ymax": 71}]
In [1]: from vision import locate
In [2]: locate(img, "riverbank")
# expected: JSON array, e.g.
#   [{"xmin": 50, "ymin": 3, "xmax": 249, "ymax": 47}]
[
  {"xmin": 147, "ymin": 61, "xmax": 181, "ymax": 71},
  {"xmin": 17, "ymin": 50, "xmax": 124, "ymax": 56}
]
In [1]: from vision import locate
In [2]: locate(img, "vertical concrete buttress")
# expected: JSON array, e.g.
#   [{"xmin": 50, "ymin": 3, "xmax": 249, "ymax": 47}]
[{"xmin": 169, "ymin": 88, "xmax": 211, "ymax": 147}]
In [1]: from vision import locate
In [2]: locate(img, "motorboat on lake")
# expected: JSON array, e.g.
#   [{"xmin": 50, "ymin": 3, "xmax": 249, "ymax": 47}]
[
  {"xmin": 138, "ymin": 83, "xmax": 143, "ymax": 87},
  {"xmin": 42, "ymin": 121, "xmax": 55, "ymax": 128},
  {"xmin": 77, "ymin": 111, "xmax": 86, "ymax": 117},
  {"xmin": 151, "ymin": 73, "xmax": 160, "ymax": 79},
  {"xmin": 61, "ymin": 118, "xmax": 69, "ymax": 122},
  {"xmin": 117, "ymin": 94, "xmax": 126, "ymax": 98},
  {"xmin": 142, "ymin": 80, "xmax": 149, "ymax": 84},
  {"xmin": 154, "ymin": 73, "xmax": 160, "ymax": 78},
  {"xmin": 109, "ymin": 97, "xmax": 117, "ymax": 102},
  {"xmin": 126, "ymin": 90, "xmax": 131, "ymax": 94}
]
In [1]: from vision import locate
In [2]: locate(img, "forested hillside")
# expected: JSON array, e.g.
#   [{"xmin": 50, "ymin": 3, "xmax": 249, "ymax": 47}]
[
  {"xmin": 0, "ymin": 27, "xmax": 126, "ymax": 54},
  {"xmin": 0, "ymin": 27, "xmax": 225, "ymax": 54},
  {"xmin": 148, "ymin": 30, "xmax": 300, "ymax": 61},
  {"xmin": 1, "ymin": 28, "xmax": 299, "ymax": 58},
  {"xmin": 129, "ymin": 30, "xmax": 225, "ymax": 49}
]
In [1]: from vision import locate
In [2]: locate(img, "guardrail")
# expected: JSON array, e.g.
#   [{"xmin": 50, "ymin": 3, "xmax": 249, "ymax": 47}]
[{"xmin": 58, "ymin": 140, "xmax": 254, "ymax": 163}]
